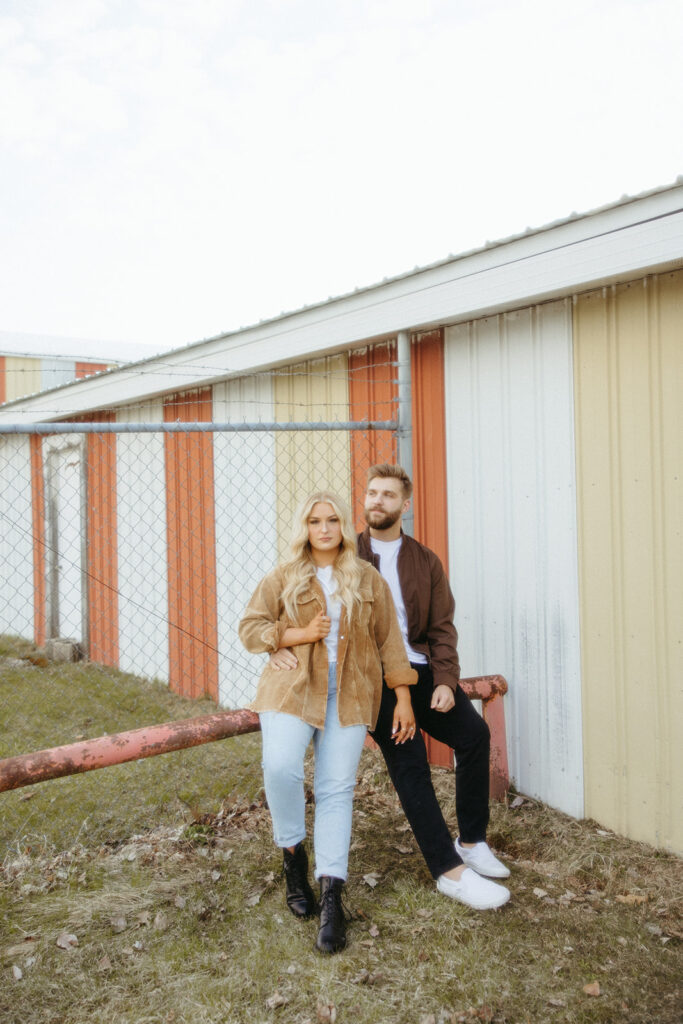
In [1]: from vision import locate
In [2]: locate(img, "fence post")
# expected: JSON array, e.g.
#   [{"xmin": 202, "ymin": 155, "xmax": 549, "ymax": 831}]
[{"xmin": 397, "ymin": 329, "xmax": 413, "ymax": 537}]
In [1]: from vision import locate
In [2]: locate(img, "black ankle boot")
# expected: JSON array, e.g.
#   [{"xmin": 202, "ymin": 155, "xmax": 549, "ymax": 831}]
[
  {"xmin": 282, "ymin": 842, "xmax": 318, "ymax": 919},
  {"xmin": 315, "ymin": 876, "xmax": 347, "ymax": 953}
]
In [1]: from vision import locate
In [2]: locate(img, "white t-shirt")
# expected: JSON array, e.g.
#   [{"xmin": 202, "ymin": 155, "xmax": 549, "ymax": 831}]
[
  {"xmin": 370, "ymin": 537, "xmax": 428, "ymax": 665},
  {"xmin": 315, "ymin": 565, "xmax": 342, "ymax": 665}
]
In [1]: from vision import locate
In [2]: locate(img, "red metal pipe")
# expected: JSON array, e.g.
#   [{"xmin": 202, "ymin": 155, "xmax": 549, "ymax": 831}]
[{"xmin": 0, "ymin": 709, "xmax": 260, "ymax": 793}]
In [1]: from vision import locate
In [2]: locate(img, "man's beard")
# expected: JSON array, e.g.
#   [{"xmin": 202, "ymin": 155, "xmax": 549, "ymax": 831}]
[{"xmin": 364, "ymin": 506, "xmax": 401, "ymax": 531}]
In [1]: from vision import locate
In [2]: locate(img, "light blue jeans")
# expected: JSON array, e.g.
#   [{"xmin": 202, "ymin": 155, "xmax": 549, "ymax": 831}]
[{"xmin": 259, "ymin": 665, "xmax": 367, "ymax": 880}]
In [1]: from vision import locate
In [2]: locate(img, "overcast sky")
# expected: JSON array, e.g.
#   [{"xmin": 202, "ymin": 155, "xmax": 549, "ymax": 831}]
[{"xmin": 1, "ymin": 0, "xmax": 681, "ymax": 359}]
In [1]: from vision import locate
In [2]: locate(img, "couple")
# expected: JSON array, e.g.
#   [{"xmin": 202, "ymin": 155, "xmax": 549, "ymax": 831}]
[{"xmin": 239, "ymin": 464, "xmax": 510, "ymax": 955}]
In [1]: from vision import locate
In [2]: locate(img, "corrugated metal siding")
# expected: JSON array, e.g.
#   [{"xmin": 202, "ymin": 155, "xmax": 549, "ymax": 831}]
[
  {"xmin": 164, "ymin": 390, "xmax": 219, "ymax": 700},
  {"xmin": 116, "ymin": 401, "xmax": 169, "ymax": 683},
  {"xmin": 444, "ymin": 301, "xmax": 584, "ymax": 817},
  {"xmin": 574, "ymin": 271, "xmax": 683, "ymax": 853},
  {"xmin": 273, "ymin": 354, "xmax": 351, "ymax": 556},
  {"xmin": 213, "ymin": 376, "xmax": 277, "ymax": 708},
  {"xmin": 75, "ymin": 361, "xmax": 107, "ymax": 380},
  {"xmin": 42, "ymin": 359, "xmax": 76, "ymax": 392},
  {"xmin": 5, "ymin": 356, "xmax": 41, "ymax": 402}
]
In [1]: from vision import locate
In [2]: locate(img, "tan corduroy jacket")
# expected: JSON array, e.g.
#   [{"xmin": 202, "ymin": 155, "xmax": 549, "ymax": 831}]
[{"xmin": 238, "ymin": 562, "xmax": 417, "ymax": 730}]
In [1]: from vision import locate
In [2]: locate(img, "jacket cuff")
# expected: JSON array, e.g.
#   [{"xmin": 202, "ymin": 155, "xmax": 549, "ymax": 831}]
[{"xmin": 384, "ymin": 667, "xmax": 418, "ymax": 690}]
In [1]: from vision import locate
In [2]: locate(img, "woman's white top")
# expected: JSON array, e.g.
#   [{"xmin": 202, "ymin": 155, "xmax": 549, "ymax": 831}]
[{"xmin": 315, "ymin": 564, "xmax": 342, "ymax": 665}]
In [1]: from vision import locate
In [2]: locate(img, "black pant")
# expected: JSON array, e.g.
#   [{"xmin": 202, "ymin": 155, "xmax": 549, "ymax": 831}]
[{"xmin": 369, "ymin": 663, "xmax": 491, "ymax": 879}]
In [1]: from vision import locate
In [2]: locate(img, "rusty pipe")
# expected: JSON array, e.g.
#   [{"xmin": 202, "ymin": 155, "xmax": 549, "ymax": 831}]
[{"xmin": 0, "ymin": 708, "xmax": 260, "ymax": 793}]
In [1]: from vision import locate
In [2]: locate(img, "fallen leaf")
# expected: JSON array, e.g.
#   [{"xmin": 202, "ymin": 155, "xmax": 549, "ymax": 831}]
[
  {"xmin": 317, "ymin": 1000, "xmax": 337, "ymax": 1023},
  {"xmin": 111, "ymin": 916, "xmax": 128, "ymax": 934},
  {"xmin": 12, "ymin": 965, "xmax": 23, "ymax": 981},
  {"xmin": 362, "ymin": 873, "xmax": 381, "ymax": 888},
  {"xmin": 596, "ymin": 829, "xmax": 612, "ymax": 836},
  {"xmin": 56, "ymin": 932, "xmax": 78, "ymax": 950},
  {"xmin": 533, "ymin": 888, "xmax": 548, "ymax": 898},
  {"xmin": 98, "ymin": 955, "xmax": 112, "ymax": 971},
  {"xmin": 19, "ymin": 792, "xmax": 33, "ymax": 802},
  {"xmin": 4, "ymin": 939, "xmax": 38, "ymax": 958},
  {"xmin": 245, "ymin": 892, "xmax": 261, "ymax": 907},
  {"xmin": 137, "ymin": 911, "xmax": 151, "ymax": 927},
  {"xmin": 368, "ymin": 924, "xmax": 380, "ymax": 938},
  {"xmin": 396, "ymin": 846, "xmax": 413, "ymax": 855},
  {"xmin": 583, "ymin": 981, "xmax": 601, "ymax": 997},
  {"xmin": 154, "ymin": 912, "xmax": 169, "ymax": 932},
  {"xmin": 547, "ymin": 998, "xmax": 565, "ymax": 1007},
  {"xmin": 211, "ymin": 870, "xmax": 221, "ymax": 882},
  {"xmin": 510, "ymin": 795, "xmax": 526, "ymax": 808},
  {"xmin": 174, "ymin": 895, "xmax": 186, "ymax": 909},
  {"xmin": 265, "ymin": 990, "xmax": 288, "ymax": 1009},
  {"xmin": 616, "ymin": 893, "xmax": 647, "ymax": 905},
  {"xmin": 420, "ymin": 1015, "xmax": 436, "ymax": 1024}
]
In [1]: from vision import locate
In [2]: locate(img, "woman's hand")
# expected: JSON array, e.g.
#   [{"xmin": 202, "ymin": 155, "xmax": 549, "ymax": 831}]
[
  {"xmin": 269, "ymin": 648, "xmax": 298, "ymax": 670},
  {"xmin": 303, "ymin": 611, "xmax": 331, "ymax": 643},
  {"xmin": 391, "ymin": 689, "xmax": 416, "ymax": 745}
]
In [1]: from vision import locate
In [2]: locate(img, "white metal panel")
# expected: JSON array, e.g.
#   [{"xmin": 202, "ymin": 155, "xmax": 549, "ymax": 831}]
[
  {"xmin": 45, "ymin": 437, "xmax": 85, "ymax": 642},
  {"xmin": 444, "ymin": 301, "xmax": 583, "ymax": 816},
  {"xmin": 116, "ymin": 401, "xmax": 169, "ymax": 682},
  {"xmin": 213, "ymin": 377, "xmax": 277, "ymax": 708},
  {"xmin": 41, "ymin": 358, "xmax": 76, "ymax": 392},
  {"xmin": 3, "ymin": 185, "xmax": 682, "ymax": 425},
  {"xmin": 0, "ymin": 436, "xmax": 34, "ymax": 638}
]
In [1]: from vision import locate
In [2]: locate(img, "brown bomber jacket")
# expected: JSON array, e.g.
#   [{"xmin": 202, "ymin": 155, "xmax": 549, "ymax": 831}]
[{"xmin": 356, "ymin": 528, "xmax": 461, "ymax": 691}]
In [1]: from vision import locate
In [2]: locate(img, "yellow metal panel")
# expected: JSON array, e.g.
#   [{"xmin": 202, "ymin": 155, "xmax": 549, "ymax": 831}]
[
  {"xmin": 274, "ymin": 354, "xmax": 351, "ymax": 559},
  {"xmin": 574, "ymin": 271, "xmax": 683, "ymax": 853},
  {"xmin": 5, "ymin": 357, "xmax": 42, "ymax": 402}
]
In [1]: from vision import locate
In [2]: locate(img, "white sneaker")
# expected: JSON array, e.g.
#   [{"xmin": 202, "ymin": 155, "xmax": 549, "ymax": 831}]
[
  {"xmin": 455, "ymin": 837, "xmax": 510, "ymax": 879},
  {"xmin": 437, "ymin": 868, "xmax": 510, "ymax": 910}
]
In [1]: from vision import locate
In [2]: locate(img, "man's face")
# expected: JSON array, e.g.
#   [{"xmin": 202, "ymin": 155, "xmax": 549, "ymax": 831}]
[{"xmin": 364, "ymin": 476, "xmax": 409, "ymax": 531}]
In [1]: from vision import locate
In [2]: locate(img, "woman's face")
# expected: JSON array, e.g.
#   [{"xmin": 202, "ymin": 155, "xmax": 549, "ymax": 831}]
[{"xmin": 307, "ymin": 502, "xmax": 342, "ymax": 559}]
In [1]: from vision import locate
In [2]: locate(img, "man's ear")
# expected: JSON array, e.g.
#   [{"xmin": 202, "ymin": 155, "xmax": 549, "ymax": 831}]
[{"xmin": 402, "ymin": 498, "xmax": 411, "ymax": 515}]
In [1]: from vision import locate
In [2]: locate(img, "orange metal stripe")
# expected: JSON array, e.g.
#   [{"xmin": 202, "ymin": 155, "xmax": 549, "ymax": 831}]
[
  {"xmin": 30, "ymin": 435, "xmax": 47, "ymax": 646},
  {"xmin": 164, "ymin": 391, "xmax": 218, "ymax": 700},
  {"xmin": 348, "ymin": 342, "xmax": 398, "ymax": 530},
  {"xmin": 75, "ymin": 361, "xmax": 107, "ymax": 380},
  {"xmin": 411, "ymin": 330, "xmax": 453, "ymax": 769},
  {"xmin": 83, "ymin": 412, "xmax": 119, "ymax": 666}
]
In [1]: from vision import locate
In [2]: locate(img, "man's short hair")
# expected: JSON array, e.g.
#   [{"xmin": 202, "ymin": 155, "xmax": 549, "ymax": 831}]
[{"xmin": 366, "ymin": 463, "xmax": 413, "ymax": 500}]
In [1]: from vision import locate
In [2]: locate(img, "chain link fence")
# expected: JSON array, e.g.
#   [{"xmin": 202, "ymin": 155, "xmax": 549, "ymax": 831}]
[{"xmin": 0, "ymin": 386, "xmax": 398, "ymax": 857}]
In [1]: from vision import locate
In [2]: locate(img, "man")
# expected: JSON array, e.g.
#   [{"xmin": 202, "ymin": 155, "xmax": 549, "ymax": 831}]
[
  {"xmin": 271, "ymin": 464, "xmax": 510, "ymax": 910},
  {"xmin": 359, "ymin": 463, "xmax": 509, "ymax": 910}
]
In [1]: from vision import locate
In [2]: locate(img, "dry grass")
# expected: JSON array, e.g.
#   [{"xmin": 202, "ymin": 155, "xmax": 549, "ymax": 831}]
[{"xmin": 0, "ymin": 639, "xmax": 681, "ymax": 1024}]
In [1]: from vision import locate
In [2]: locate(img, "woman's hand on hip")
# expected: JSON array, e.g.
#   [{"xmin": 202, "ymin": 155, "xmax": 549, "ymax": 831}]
[{"xmin": 269, "ymin": 648, "xmax": 298, "ymax": 670}]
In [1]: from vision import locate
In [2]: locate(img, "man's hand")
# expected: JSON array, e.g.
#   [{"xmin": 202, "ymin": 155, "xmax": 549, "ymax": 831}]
[
  {"xmin": 430, "ymin": 684, "xmax": 455, "ymax": 713},
  {"xmin": 268, "ymin": 648, "xmax": 298, "ymax": 671}
]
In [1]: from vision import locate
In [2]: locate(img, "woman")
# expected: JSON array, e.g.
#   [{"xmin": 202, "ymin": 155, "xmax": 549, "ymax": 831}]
[{"xmin": 239, "ymin": 491, "xmax": 416, "ymax": 954}]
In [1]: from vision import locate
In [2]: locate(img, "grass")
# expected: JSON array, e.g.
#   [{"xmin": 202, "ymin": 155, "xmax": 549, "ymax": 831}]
[{"xmin": 1, "ymin": 638, "xmax": 681, "ymax": 1023}]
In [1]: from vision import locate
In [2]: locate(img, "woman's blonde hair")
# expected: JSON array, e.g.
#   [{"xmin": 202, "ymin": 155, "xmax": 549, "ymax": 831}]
[{"xmin": 280, "ymin": 491, "xmax": 362, "ymax": 622}]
